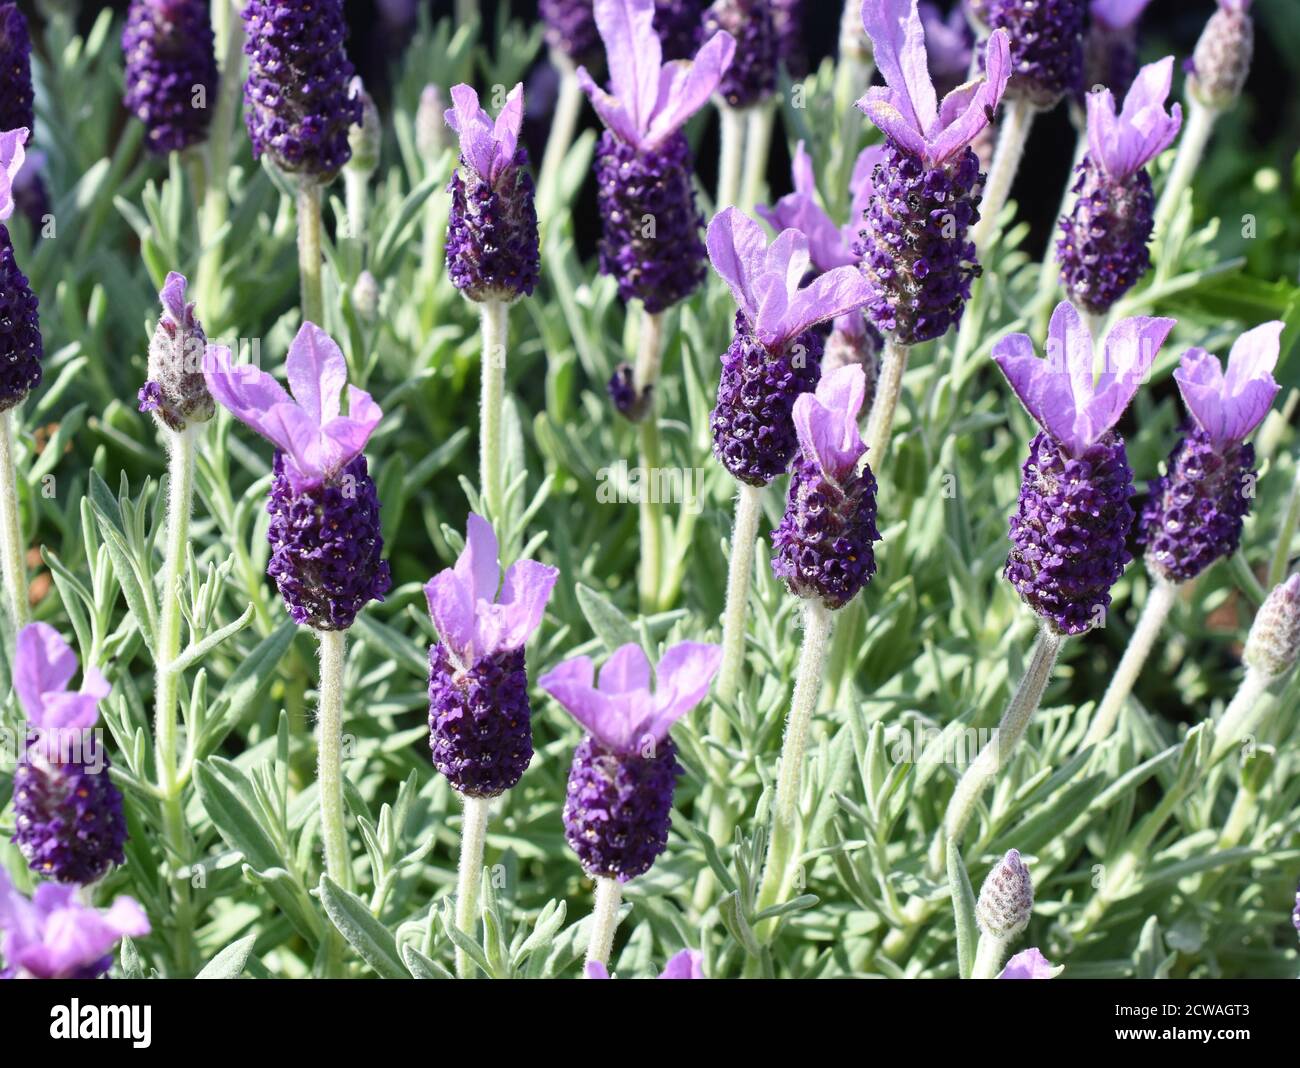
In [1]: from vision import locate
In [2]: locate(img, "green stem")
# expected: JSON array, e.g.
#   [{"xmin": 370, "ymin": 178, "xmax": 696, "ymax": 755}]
[
  {"xmin": 195, "ymin": 1, "xmax": 243, "ymax": 325},
  {"xmin": 1153, "ymin": 96, "xmax": 1218, "ymax": 254},
  {"xmin": 585, "ymin": 877, "xmax": 623, "ymax": 972},
  {"xmin": 635, "ymin": 310, "xmax": 665, "ymax": 612},
  {"xmin": 536, "ymin": 55, "xmax": 584, "ymax": 219},
  {"xmin": 455, "ymin": 795, "xmax": 490, "ymax": 978},
  {"xmin": 1267, "ymin": 463, "xmax": 1300, "ymax": 590},
  {"xmin": 864, "ymin": 335, "xmax": 909, "ymax": 464},
  {"xmin": 478, "ymin": 299, "xmax": 508, "ymax": 524},
  {"xmin": 970, "ymin": 97, "xmax": 1035, "ymax": 254},
  {"xmin": 716, "ymin": 105, "xmax": 746, "ymax": 209},
  {"xmin": 1084, "ymin": 577, "xmax": 1179, "ymax": 749},
  {"xmin": 971, "ymin": 932, "xmax": 1010, "ymax": 979},
  {"xmin": 344, "ymin": 167, "xmax": 371, "ymax": 251},
  {"xmin": 714, "ymin": 481, "xmax": 764, "ymax": 713},
  {"xmin": 297, "ymin": 181, "xmax": 325, "ymax": 326},
  {"xmin": 739, "ymin": 101, "xmax": 775, "ymax": 215},
  {"xmin": 0, "ymin": 409, "xmax": 30, "ymax": 631},
  {"xmin": 1209, "ymin": 665, "xmax": 1273, "ymax": 766},
  {"xmin": 315, "ymin": 628, "xmax": 352, "ymax": 893}
]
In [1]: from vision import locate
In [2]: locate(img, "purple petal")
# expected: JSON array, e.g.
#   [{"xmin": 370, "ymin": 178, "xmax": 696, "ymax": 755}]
[
  {"xmin": 444, "ymin": 84, "xmax": 497, "ymax": 180},
  {"xmin": 925, "ymin": 29, "xmax": 1009, "ymax": 165},
  {"xmin": 458, "ymin": 513, "xmax": 503, "ymax": 609},
  {"xmin": 481, "ymin": 558, "xmax": 559, "ymax": 655},
  {"xmin": 861, "ymin": 0, "xmax": 938, "ymax": 133},
  {"xmin": 491, "ymin": 84, "xmax": 525, "ymax": 175},
  {"xmin": 540, "ymin": 655, "xmax": 632, "ymax": 751},
  {"xmin": 793, "ymin": 364, "xmax": 868, "ymax": 480},
  {"xmin": 13, "ymin": 623, "xmax": 81, "ymax": 725},
  {"xmin": 585, "ymin": 961, "xmax": 611, "ymax": 978},
  {"xmin": 597, "ymin": 642, "xmax": 652, "ymax": 694},
  {"xmin": 286, "ymin": 322, "xmax": 348, "ymax": 425},
  {"xmin": 575, "ymin": 65, "xmax": 637, "ymax": 144},
  {"xmin": 777, "ymin": 266, "xmax": 875, "ymax": 347},
  {"xmin": 658, "ymin": 949, "xmax": 705, "ymax": 978},
  {"xmin": 757, "ymin": 142, "xmax": 854, "ymax": 272},
  {"xmin": 994, "ymin": 302, "xmax": 1095, "ymax": 452},
  {"xmin": 159, "ymin": 272, "xmax": 189, "ymax": 323},
  {"xmin": 425, "ymin": 569, "xmax": 477, "ymax": 666},
  {"xmin": 1087, "ymin": 57, "xmax": 1181, "ymax": 181},
  {"xmin": 645, "ymin": 30, "xmax": 736, "ymax": 147},
  {"xmin": 1089, "ymin": 314, "xmax": 1175, "ymax": 442},
  {"xmin": 0, "ymin": 126, "xmax": 28, "ymax": 222},
  {"xmin": 856, "ymin": 89, "xmax": 929, "ymax": 159},
  {"xmin": 1090, "ymin": 0, "xmax": 1154, "ymax": 30},
  {"xmin": 596, "ymin": 0, "xmax": 662, "ymax": 142},
  {"xmin": 203, "ymin": 343, "xmax": 297, "ymax": 448},
  {"xmin": 706, "ymin": 207, "xmax": 770, "ymax": 322},
  {"xmin": 1176, "ymin": 321, "xmax": 1282, "ymax": 448},
  {"xmin": 998, "ymin": 947, "xmax": 1057, "ymax": 979},
  {"xmin": 644, "ymin": 641, "xmax": 722, "ymax": 744}
]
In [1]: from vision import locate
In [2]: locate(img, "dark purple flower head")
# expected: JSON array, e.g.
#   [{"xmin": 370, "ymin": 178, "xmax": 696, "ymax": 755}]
[
  {"xmin": 444, "ymin": 84, "xmax": 539, "ymax": 303},
  {"xmin": 10, "ymin": 624, "xmax": 127, "ymax": 885},
  {"xmin": 981, "ymin": 0, "xmax": 1085, "ymax": 109},
  {"xmin": 0, "ymin": 4, "xmax": 35, "ymax": 134},
  {"xmin": 0, "ymin": 870, "xmax": 149, "ymax": 980},
  {"xmin": 122, "ymin": 0, "xmax": 219, "ymax": 155},
  {"xmin": 242, "ymin": 0, "xmax": 363, "ymax": 179},
  {"xmin": 1188, "ymin": 0, "xmax": 1254, "ymax": 110},
  {"xmin": 0, "ymin": 127, "xmax": 41, "ymax": 413},
  {"xmin": 999, "ymin": 947, "xmax": 1058, "ymax": 978},
  {"xmin": 138, "ymin": 272, "xmax": 214, "ymax": 432},
  {"xmin": 771, "ymin": 0, "xmax": 806, "ymax": 77},
  {"xmin": 772, "ymin": 365, "xmax": 880, "ymax": 609},
  {"xmin": 541, "ymin": 0, "xmax": 602, "ymax": 65},
  {"xmin": 654, "ymin": 0, "xmax": 707, "ymax": 61},
  {"xmin": 586, "ymin": 948, "xmax": 706, "ymax": 978},
  {"xmin": 703, "ymin": 0, "xmax": 778, "ymax": 107}
]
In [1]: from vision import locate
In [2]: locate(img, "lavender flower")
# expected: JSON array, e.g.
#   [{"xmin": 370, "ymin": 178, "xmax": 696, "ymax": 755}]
[
  {"xmin": 854, "ymin": 0, "xmax": 1010, "ymax": 345},
  {"xmin": 138, "ymin": 272, "xmax": 214, "ymax": 432},
  {"xmin": 540, "ymin": 641, "xmax": 722, "ymax": 880},
  {"xmin": 11, "ymin": 624, "xmax": 127, "ymax": 886},
  {"xmin": 585, "ymin": 948, "xmax": 706, "ymax": 978},
  {"xmin": 993, "ymin": 302, "xmax": 1175, "ymax": 635},
  {"xmin": 1084, "ymin": 0, "xmax": 1153, "ymax": 96},
  {"xmin": 579, "ymin": 0, "xmax": 735, "ymax": 313},
  {"xmin": 204, "ymin": 323, "xmax": 391, "ymax": 629},
  {"xmin": 1188, "ymin": 0, "xmax": 1254, "ymax": 111},
  {"xmin": 1141, "ymin": 322, "xmax": 1281, "ymax": 583},
  {"xmin": 122, "ymin": 0, "xmax": 219, "ymax": 155},
  {"xmin": 1057, "ymin": 58, "xmax": 1181, "ymax": 315},
  {"xmin": 541, "ymin": 0, "xmax": 602, "ymax": 66},
  {"xmin": 920, "ymin": 1, "xmax": 975, "ymax": 99},
  {"xmin": 654, "ymin": 0, "xmax": 707, "ymax": 60},
  {"xmin": 703, "ymin": 0, "xmax": 778, "ymax": 107},
  {"xmin": 0, "ymin": 870, "xmax": 148, "ymax": 979},
  {"xmin": 707, "ymin": 207, "xmax": 873, "ymax": 485},
  {"xmin": 1244, "ymin": 574, "xmax": 1300, "ymax": 679},
  {"xmin": 424, "ymin": 514, "xmax": 558, "ymax": 797},
  {"xmin": 242, "ymin": 0, "xmax": 363, "ymax": 179},
  {"xmin": 981, "ymin": 0, "xmax": 1085, "ymax": 109},
  {"xmin": 0, "ymin": 4, "xmax": 35, "ymax": 133},
  {"xmin": 976, "ymin": 849, "xmax": 1034, "ymax": 940},
  {"xmin": 998, "ymin": 947, "xmax": 1058, "ymax": 978},
  {"xmin": 771, "ymin": 0, "xmax": 807, "ymax": 78},
  {"xmin": 0, "ymin": 127, "xmax": 41, "ymax": 413},
  {"xmin": 444, "ymin": 84, "xmax": 539, "ymax": 303},
  {"xmin": 771, "ymin": 365, "xmax": 880, "ymax": 610}
]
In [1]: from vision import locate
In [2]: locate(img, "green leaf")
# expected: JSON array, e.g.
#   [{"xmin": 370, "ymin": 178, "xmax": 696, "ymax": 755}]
[
  {"xmin": 401, "ymin": 942, "xmax": 452, "ymax": 980},
  {"xmin": 193, "ymin": 759, "xmax": 283, "ymax": 872},
  {"xmin": 196, "ymin": 935, "xmax": 258, "ymax": 979},
  {"xmin": 197, "ymin": 621, "xmax": 298, "ymax": 756},
  {"xmin": 575, "ymin": 583, "xmax": 638, "ymax": 655},
  {"xmin": 318, "ymin": 875, "xmax": 408, "ymax": 979},
  {"xmin": 947, "ymin": 840, "xmax": 978, "ymax": 980}
]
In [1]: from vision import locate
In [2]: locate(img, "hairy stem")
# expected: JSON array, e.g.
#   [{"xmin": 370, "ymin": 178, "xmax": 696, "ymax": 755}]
[
  {"xmin": 585, "ymin": 877, "xmax": 623, "ymax": 972},
  {"xmin": 0, "ymin": 409, "xmax": 30, "ymax": 631},
  {"xmin": 716, "ymin": 105, "xmax": 746, "ymax": 210},
  {"xmin": 536, "ymin": 55, "xmax": 584, "ymax": 218},
  {"xmin": 864, "ymin": 335, "xmax": 910, "ymax": 464},
  {"xmin": 739, "ymin": 101, "xmax": 775, "ymax": 215},
  {"xmin": 315, "ymin": 629, "xmax": 352, "ymax": 893},
  {"xmin": 971, "ymin": 97, "xmax": 1035, "ymax": 253},
  {"xmin": 1209, "ymin": 665, "xmax": 1274, "ymax": 766},
  {"xmin": 971, "ymin": 932, "xmax": 1010, "ymax": 979},
  {"xmin": 636, "ymin": 310, "xmax": 665, "ymax": 612},
  {"xmin": 714, "ymin": 481, "xmax": 764, "ymax": 714},
  {"xmin": 479, "ymin": 299, "xmax": 509, "ymax": 523},
  {"xmin": 1153, "ymin": 97, "xmax": 1218, "ymax": 250},
  {"xmin": 455, "ymin": 795, "xmax": 491, "ymax": 978},
  {"xmin": 344, "ymin": 167, "xmax": 370, "ymax": 249},
  {"xmin": 297, "ymin": 181, "xmax": 325, "ymax": 326}
]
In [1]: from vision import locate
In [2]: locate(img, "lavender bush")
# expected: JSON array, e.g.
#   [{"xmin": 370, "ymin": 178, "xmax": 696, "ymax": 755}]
[{"xmin": 0, "ymin": 0, "xmax": 1297, "ymax": 984}]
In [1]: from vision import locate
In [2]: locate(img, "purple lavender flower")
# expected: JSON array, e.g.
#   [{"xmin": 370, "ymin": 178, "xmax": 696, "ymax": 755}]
[
  {"xmin": 242, "ymin": 0, "xmax": 362, "ymax": 179},
  {"xmin": 585, "ymin": 948, "xmax": 706, "ymax": 978},
  {"xmin": 204, "ymin": 323, "xmax": 391, "ymax": 630},
  {"xmin": 854, "ymin": 0, "xmax": 1011, "ymax": 345},
  {"xmin": 10, "ymin": 624, "xmax": 127, "ymax": 886},
  {"xmin": 654, "ymin": 0, "xmax": 707, "ymax": 60},
  {"xmin": 1141, "ymin": 322, "xmax": 1282, "ymax": 583},
  {"xmin": 998, "ymin": 947, "xmax": 1058, "ymax": 978},
  {"xmin": 424, "ymin": 514, "xmax": 558, "ymax": 797},
  {"xmin": 137, "ymin": 272, "xmax": 214, "ymax": 432},
  {"xmin": 122, "ymin": 0, "xmax": 219, "ymax": 155},
  {"xmin": 1084, "ymin": 0, "xmax": 1153, "ymax": 96},
  {"xmin": 540, "ymin": 641, "xmax": 722, "ymax": 881},
  {"xmin": 1188, "ymin": 0, "xmax": 1254, "ymax": 111},
  {"xmin": 771, "ymin": 0, "xmax": 807, "ymax": 78},
  {"xmin": 920, "ymin": 1, "xmax": 975, "ymax": 99},
  {"xmin": 1057, "ymin": 59, "xmax": 1181, "ymax": 315},
  {"xmin": 0, "ymin": 870, "xmax": 149, "ymax": 980},
  {"xmin": 981, "ymin": 0, "xmax": 1085, "ymax": 109},
  {"xmin": 771, "ymin": 365, "xmax": 880, "ymax": 609},
  {"xmin": 993, "ymin": 302, "xmax": 1175, "ymax": 635},
  {"xmin": 707, "ymin": 208, "xmax": 874, "ymax": 486},
  {"xmin": 703, "ymin": 0, "xmax": 778, "ymax": 107},
  {"xmin": 0, "ymin": 127, "xmax": 41, "ymax": 413},
  {"xmin": 541, "ymin": 0, "xmax": 602, "ymax": 66},
  {"xmin": 0, "ymin": 4, "xmax": 35, "ymax": 134},
  {"xmin": 579, "ymin": 0, "xmax": 735, "ymax": 313},
  {"xmin": 444, "ymin": 84, "xmax": 539, "ymax": 304}
]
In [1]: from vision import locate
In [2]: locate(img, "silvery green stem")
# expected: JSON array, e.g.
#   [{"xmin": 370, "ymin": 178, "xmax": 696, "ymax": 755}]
[
  {"xmin": 315, "ymin": 629, "xmax": 352, "ymax": 892},
  {"xmin": 297, "ymin": 181, "xmax": 325, "ymax": 326},
  {"xmin": 455, "ymin": 0, "xmax": 477, "ymax": 25},
  {"xmin": 536, "ymin": 56, "xmax": 584, "ymax": 218},
  {"xmin": 971, "ymin": 931, "xmax": 1010, "ymax": 979},
  {"xmin": 344, "ymin": 166, "xmax": 369, "ymax": 245},
  {"xmin": 830, "ymin": 0, "xmax": 874, "ymax": 212},
  {"xmin": 971, "ymin": 97, "xmax": 1035, "ymax": 253},
  {"xmin": 739, "ymin": 101, "xmax": 775, "ymax": 215},
  {"xmin": 945, "ymin": 627, "xmax": 1063, "ymax": 844},
  {"xmin": 1209, "ymin": 665, "xmax": 1273, "ymax": 766},
  {"xmin": 0, "ymin": 409, "xmax": 30, "ymax": 630},
  {"xmin": 755, "ymin": 600, "xmax": 835, "ymax": 930},
  {"xmin": 585, "ymin": 877, "xmax": 623, "ymax": 971},
  {"xmin": 1153, "ymin": 96, "xmax": 1217, "ymax": 246},
  {"xmin": 1267, "ymin": 464, "xmax": 1300, "ymax": 590},
  {"xmin": 864, "ymin": 335, "xmax": 910, "ymax": 463},
  {"xmin": 636, "ymin": 311, "xmax": 665, "ymax": 612},
  {"xmin": 715, "ymin": 481, "xmax": 764, "ymax": 712},
  {"xmin": 455, "ymin": 795, "xmax": 490, "ymax": 978},
  {"xmin": 479, "ymin": 299, "xmax": 508, "ymax": 523},
  {"xmin": 1085, "ymin": 577, "xmax": 1179, "ymax": 749},
  {"xmin": 716, "ymin": 106, "xmax": 746, "ymax": 209}
]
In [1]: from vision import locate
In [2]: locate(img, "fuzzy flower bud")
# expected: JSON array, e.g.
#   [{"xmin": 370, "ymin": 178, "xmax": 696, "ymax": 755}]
[
  {"xmin": 122, "ymin": 0, "xmax": 219, "ymax": 155},
  {"xmin": 138, "ymin": 272, "xmax": 214, "ymax": 432},
  {"xmin": 1243, "ymin": 575, "xmax": 1300, "ymax": 680},
  {"xmin": 1188, "ymin": 0, "xmax": 1254, "ymax": 111},
  {"xmin": 352, "ymin": 270, "xmax": 380, "ymax": 321},
  {"xmin": 415, "ymin": 85, "xmax": 448, "ymax": 159},
  {"xmin": 347, "ymin": 78, "xmax": 381, "ymax": 175},
  {"xmin": 976, "ymin": 849, "xmax": 1034, "ymax": 940},
  {"xmin": 704, "ymin": 0, "xmax": 777, "ymax": 108}
]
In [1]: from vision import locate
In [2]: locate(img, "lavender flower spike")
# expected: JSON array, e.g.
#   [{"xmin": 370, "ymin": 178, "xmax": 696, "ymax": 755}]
[
  {"xmin": 444, "ymin": 84, "xmax": 540, "ymax": 303},
  {"xmin": 11, "ymin": 623, "xmax": 127, "ymax": 885},
  {"xmin": 0, "ymin": 870, "xmax": 149, "ymax": 979},
  {"xmin": 0, "ymin": 126, "xmax": 39, "ymax": 413},
  {"xmin": 982, "ymin": 0, "xmax": 1085, "ymax": 109},
  {"xmin": 854, "ymin": 0, "xmax": 1011, "ymax": 345},
  {"xmin": 1084, "ymin": 0, "xmax": 1153, "ymax": 96},
  {"xmin": 122, "ymin": 0, "xmax": 219, "ymax": 155},
  {"xmin": 994, "ymin": 301, "xmax": 1175, "ymax": 635},
  {"xmin": 204, "ymin": 322, "xmax": 391, "ymax": 630},
  {"xmin": 708, "ymin": 207, "xmax": 874, "ymax": 485},
  {"xmin": 541, "ymin": 641, "xmax": 722, "ymax": 881},
  {"xmin": 704, "ymin": 0, "xmax": 778, "ymax": 108},
  {"xmin": 1141, "ymin": 322, "xmax": 1282, "ymax": 583},
  {"xmin": 138, "ymin": 272, "xmax": 215, "ymax": 432},
  {"xmin": 1057, "ymin": 58, "xmax": 1181, "ymax": 315},
  {"xmin": 1188, "ymin": 0, "xmax": 1255, "ymax": 112},
  {"xmin": 772, "ymin": 365, "xmax": 881, "ymax": 610},
  {"xmin": 425, "ymin": 514, "xmax": 559, "ymax": 797},
  {"xmin": 585, "ymin": 948, "xmax": 706, "ymax": 978},
  {"xmin": 541, "ymin": 0, "xmax": 602, "ymax": 67}
]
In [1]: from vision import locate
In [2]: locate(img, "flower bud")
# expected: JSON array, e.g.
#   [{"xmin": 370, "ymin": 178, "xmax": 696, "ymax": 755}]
[
  {"xmin": 1188, "ymin": 1, "xmax": 1254, "ymax": 111},
  {"xmin": 415, "ymin": 85, "xmax": 447, "ymax": 159},
  {"xmin": 1243, "ymin": 574, "xmax": 1300, "ymax": 679},
  {"xmin": 976, "ymin": 849, "xmax": 1034, "ymax": 940},
  {"xmin": 138, "ymin": 272, "xmax": 213, "ymax": 432},
  {"xmin": 352, "ymin": 270, "xmax": 379, "ymax": 321},
  {"xmin": 347, "ymin": 78, "xmax": 381, "ymax": 175}
]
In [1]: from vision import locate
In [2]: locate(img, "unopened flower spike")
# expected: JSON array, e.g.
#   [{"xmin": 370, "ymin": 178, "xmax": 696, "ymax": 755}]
[
  {"xmin": 1084, "ymin": 0, "xmax": 1153, "ymax": 96},
  {"xmin": 1141, "ymin": 322, "xmax": 1282, "ymax": 583},
  {"xmin": 444, "ymin": 83, "xmax": 540, "ymax": 304},
  {"xmin": 585, "ymin": 948, "xmax": 706, "ymax": 978},
  {"xmin": 122, "ymin": 0, "xmax": 219, "ymax": 155},
  {"xmin": 704, "ymin": 0, "xmax": 778, "ymax": 109},
  {"xmin": 138, "ymin": 272, "xmax": 215, "ymax": 433},
  {"xmin": 971, "ymin": 849, "xmax": 1035, "ymax": 977},
  {"xmin": 994, "ymin": 301, "xmax": 1175, "ymax": 636},
  {"xmin": 1057, "ymin": 58, "xmax": 1181, "ymax": 315},
  {"xmin": 0, "ymin": 869, "xmax": 149, "ymax": 980},
  {"xmin": 1188, "ymin": 0, "xmax": 1255, "ymax": 112},
  {"xmin": 11, "ymin": 623, "xmax": 127, "ymax": 885},
  {"xmin": 1243, "ymin": 573, "xmax": 1300, "ymax": 681}
]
